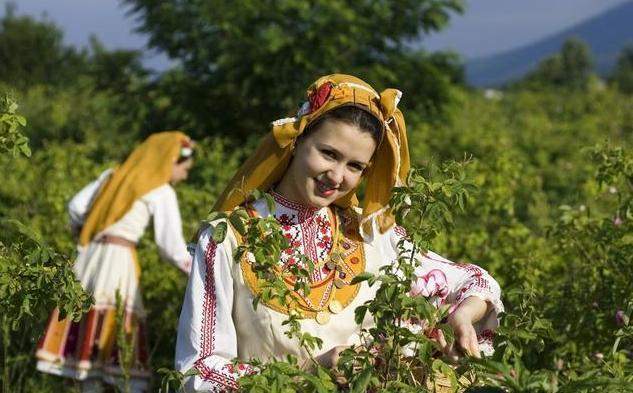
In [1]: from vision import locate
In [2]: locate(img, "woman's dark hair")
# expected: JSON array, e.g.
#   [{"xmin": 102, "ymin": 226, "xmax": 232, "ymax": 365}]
[{"xmin": 302, "ymin": 105, "xmax": 383, "ymax": 145}]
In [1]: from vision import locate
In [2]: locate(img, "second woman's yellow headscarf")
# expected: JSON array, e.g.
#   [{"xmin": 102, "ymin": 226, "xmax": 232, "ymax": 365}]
[
  {"xmin": 213, "ymin": 74, "xmax": 410, "ymax": 233},
  {"xmin": 79, "ymin": 131, "xmax": 191, "ymax": 245}
]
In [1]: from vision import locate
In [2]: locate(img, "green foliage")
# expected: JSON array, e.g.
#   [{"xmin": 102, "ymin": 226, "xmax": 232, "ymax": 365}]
[
  {"xmin": 0, "ymin": 94, "xmax": 29, "ymax": 157},
  {"xmin": 0, "ymin": 95, "xmax": 92, "ymax": 393},
  {"xmin": 391, "ymin": 161, "xmax": 476, "ymax": 250},
  {"xmin": 0, "ymin": 4, "xmax": 88, "ymax": 89},
  {"xmin": 610, "ymin": 44, "xmax": 633, "ymax": 94},
  {"xmin": 333, "ymin": 160, "xmax": 475, "ymax": 391},
  {"xmin": 1, "ymin": 5, "xmax": 633, "ymax": 386},
  {"xmin": 1, "ymin": 82, "xmax": 632, "ymax": 391},
  {"xmin": 123, "ymin": 0, "xmax": 465, "ymax": 138},
  {"xmin": 0, "ymin": 215, "xmax": 92, "ymax": 392},
  {"xmin": 544, "ymin": 144, "xmax": 633, "ymax": 356}
]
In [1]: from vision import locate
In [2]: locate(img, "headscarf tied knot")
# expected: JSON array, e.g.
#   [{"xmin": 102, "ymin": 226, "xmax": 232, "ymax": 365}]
[{"xmin": 214, "ymin": 74, "xmax": 410, "ymax": 233}]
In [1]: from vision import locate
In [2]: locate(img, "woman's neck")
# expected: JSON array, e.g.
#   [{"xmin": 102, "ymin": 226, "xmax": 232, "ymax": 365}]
[{"xmin": 269, "ymin": 188, "xmax": 320, "ymax": 215}]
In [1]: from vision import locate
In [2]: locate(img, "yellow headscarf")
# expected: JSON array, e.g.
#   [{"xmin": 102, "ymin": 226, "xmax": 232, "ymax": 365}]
[
  {"xmin": 79, "ymin": 131, "xmax": 191, "ymax": 245},
  {"xmin": 213, "ymin": 74, "xmax": 410, "ymax": 233}
]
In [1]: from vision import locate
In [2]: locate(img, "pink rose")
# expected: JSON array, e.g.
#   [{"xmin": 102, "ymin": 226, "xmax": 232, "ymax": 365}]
[
  {"xmin": 616, "ymin": 310, "xmax": 629, "ymax": 326},
  {"xmin": 410, "ymin": 269, "xmax": 449, "ymax": 298}
]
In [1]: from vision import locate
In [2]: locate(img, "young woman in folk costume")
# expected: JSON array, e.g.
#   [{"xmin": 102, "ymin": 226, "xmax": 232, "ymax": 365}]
[
  {"xmin": 175, "ymin": 75, "xmax": 504, "ymax": 392},
  {"xmin": 36, "ymin": 131, "xmax": 195, "ymax": 392}
]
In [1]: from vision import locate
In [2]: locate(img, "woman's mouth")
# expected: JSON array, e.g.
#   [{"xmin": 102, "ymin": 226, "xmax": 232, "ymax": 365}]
[{"xmin": 315, "ymin": 179, "xmax": 337, "ymax": 197}]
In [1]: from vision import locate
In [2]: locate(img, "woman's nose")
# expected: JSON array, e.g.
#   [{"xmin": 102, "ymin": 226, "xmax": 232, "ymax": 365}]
[{"xmin": 325, "ymin": 164, "xmax": 345, "ymax": 185}]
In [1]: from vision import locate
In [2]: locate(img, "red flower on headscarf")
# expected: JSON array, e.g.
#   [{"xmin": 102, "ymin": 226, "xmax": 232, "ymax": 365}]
[{"xmin": 309, "ymin": 83, "xmax": 333, "ymax": 113}]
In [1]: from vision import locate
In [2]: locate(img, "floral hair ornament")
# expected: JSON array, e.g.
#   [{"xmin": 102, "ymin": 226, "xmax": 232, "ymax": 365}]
[
  {"xmin": 213, "ymin": 74, "xmax": 410, "ymax": 234},
  {"xmin": 179, "ymin": 138, "xmax": 195, "ymax": 160}
]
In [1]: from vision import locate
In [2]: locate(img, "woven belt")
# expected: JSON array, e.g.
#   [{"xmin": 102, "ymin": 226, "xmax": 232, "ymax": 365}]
[{"xmin": 97, "ymin": 234, "xmax": 137, "ymax": 248}]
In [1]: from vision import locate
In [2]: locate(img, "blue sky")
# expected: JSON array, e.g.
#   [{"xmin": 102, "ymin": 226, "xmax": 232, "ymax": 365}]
[{"xmin": 2, "ymin": 0, "xmax": 629, "ymax": 70}]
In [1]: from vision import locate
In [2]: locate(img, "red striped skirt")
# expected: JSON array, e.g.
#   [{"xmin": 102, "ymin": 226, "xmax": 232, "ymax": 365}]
[{"xmin": 36, "ymin": 306, "xmax": 150, "ymax": 382}]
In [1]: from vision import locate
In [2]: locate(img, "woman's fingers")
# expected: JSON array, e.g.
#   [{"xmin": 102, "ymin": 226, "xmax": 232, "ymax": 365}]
[
  {"xmin": 456, "ymin": 324, "xmax": 481, "ymax": 358},
  {"xmin": 433, "ymin": 329, "xmax": 459, "ymax": 362},
  {"xmin": 435, "ymin": 328, "xmax": 448, "ymax": 350},
  {"xmin": 430, "ymin": 324, "xmax": 482, "ymax": 361}
]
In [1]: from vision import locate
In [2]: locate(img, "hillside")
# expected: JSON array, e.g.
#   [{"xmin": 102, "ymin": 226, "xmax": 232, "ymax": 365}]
[{"xmin": 466, "ymin": 1, "xmax": 633, "ymax": 86}]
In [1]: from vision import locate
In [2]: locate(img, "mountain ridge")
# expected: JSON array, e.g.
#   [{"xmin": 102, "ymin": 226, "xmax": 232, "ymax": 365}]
[{"xmin": 465, "ymin": 1, "xmax": 633, "ymax": 87}]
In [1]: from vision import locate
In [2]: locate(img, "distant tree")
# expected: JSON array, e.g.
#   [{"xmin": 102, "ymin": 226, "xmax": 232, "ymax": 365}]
[
  {"xmin": 87, "ymin": 36, "xmax": 149, "ymax": 93},
  {"xmin": 560, "ymin": 38, "xmax": 593, "ymax": 89},
  {"xmin": 0, "ymin": 4, "xmax": 150, "ymax": 93},
  {"xmin": 0, "ymin": 4, "xmax": 88, "ymax": 88},
  {"xmin": 519, "ymin": 37, "xmax": 594, "ymax": 90},
  {"xmin": 610, "ymin": 44, "xmax": 633, "ymax": 94},
  {"xmin": 123, "ymin": 0, "xmax": 465, "ymax": 138}
]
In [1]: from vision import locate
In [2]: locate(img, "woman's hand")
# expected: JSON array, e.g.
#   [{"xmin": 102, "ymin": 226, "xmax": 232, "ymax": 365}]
[
  {"xmin": 447, "ymin": 311, "xmax": 481, "ymax": 359},
  {"xmin": 435, "ymin": 296, "xmax": 490, "ymax": 361},
  {"xmin": 315, "ymin": 345, "xmax": 348, "ymax": 369}
]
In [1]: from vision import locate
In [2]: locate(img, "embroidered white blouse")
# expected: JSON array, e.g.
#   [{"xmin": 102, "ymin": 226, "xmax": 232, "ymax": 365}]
[
  {"xmin": 175, "ymin": 192, "xmax": 503, "ymax": 392},
  {"xmin": 68, "ymin": 169, "xmax": 192, "ymax": 273}
]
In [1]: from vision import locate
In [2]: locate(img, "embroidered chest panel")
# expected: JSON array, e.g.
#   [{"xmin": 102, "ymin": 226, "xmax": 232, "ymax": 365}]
[{"xmin": 239, "ymin": 194, "xmax": 366, "ymax": 320}]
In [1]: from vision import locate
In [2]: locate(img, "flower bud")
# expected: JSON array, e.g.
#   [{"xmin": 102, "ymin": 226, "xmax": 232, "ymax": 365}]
[
  {"xmin": 615, "ymin": 310, "xmax": 629, "ymax": 326},
  {"xmin": 555, "ymin": 359, "xmax": 564, "ymax": 370}
]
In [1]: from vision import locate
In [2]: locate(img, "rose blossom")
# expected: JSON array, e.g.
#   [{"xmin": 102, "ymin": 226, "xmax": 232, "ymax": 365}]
[
  {"xmin": 308, "ymin": 83, "xmax": 333, "ymax": 113},
  {"xmin": 615, "ymin": 310, "xmax": 629, "ymax": 326}
]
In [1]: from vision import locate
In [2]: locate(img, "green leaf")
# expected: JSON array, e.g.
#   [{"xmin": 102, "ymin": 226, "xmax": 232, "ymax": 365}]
[
  {"xmin": 354, "ymin": 305, "xmax": 368, "ymax": 324},
  {"xmin": 229, "ymin": 210, "xmax": 248, "ymax": 236},
  {"xmin": 350, "ymin": 367, "xmax": 373, "ymax": 393},
  {"xmin": 211, "ymin": 221, "xmax": 228, "ymax": 243},
  {"xmin": 350, "ymin": 272, "xmax": 374, "ymax": 285}
]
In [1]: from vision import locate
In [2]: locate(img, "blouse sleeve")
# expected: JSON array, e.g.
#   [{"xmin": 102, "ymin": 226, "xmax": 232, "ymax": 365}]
[
  {"xmin": 148, "ymin": 185, "xmax": 193, "ymax": 274},
  {"xmin": 175, "ymin": 225, "xmax": 255, "ymax": 392},
  {"xmin": 68, "ymin": 169, "xmax": 113, "ymax": 233},
  {"xmin": 388, "ymin": 225, "xmax": 504, "ymax": 355}
]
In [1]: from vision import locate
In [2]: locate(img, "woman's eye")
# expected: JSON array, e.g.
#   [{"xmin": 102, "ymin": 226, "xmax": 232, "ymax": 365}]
[
  {"xmin": 348, "ymin": 163, "xmax": 364, "ymax": 172},
  {"xmin": 321, "ymin": 149, "xmax": 336, "ymax": 159}
]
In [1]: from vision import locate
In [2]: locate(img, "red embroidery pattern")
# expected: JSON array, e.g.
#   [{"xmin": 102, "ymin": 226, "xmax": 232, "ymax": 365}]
[
  {"xmin": 394, "ymin": 225, "xmax": 408, "ymax": 238},
  {"xmin": 223, "ymin": 362, "xmax": 256, "ymax": 376},
  {"xmin": 398, "ymin": 232, "xmax": 495, "ymax": 309},
  {"xmin": 454, "ymin": 278, "xmax": 493, "ymax": 305},
  {"xmin": 298, "ymin": 208, "xmax": 318, "ymax": 269},
  {"xmin": 478, "ymin": 329, "xmax": 494, "ymax": 344},
  {"xmin": 195, "ymin": 360, "xmax": 239, "ymax": 391},
  {"xmin": 278, "ymin": 213, "xmax": 296, "ymax": 227},
  {"xmin": 194, "ymin": 240, "xmax": 239, "ymax": 390},
  {"xmin": 270, "ymin": 190, "xmax": 318, "ymax": 216},
  {"xmin": 270, "ymin": 191, "xmax": 334, "ymax": 282}
]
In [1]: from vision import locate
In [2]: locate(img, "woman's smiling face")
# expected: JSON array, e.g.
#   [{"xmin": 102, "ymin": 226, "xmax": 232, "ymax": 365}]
[{"xmin": 276, "ymin": 118, "xmax": 377, "ymax": 208}]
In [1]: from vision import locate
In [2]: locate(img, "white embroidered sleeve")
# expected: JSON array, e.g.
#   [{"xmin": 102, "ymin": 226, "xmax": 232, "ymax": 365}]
[
  {"xmin": 175, "ymin": 227, "xmax": 254, "ymax": 392},
  {"xmin": 149, "ymin": 185, "xmax": 192, "ymax": 274},
  {"xmin": 67, "ymin": 168, "xmax": 113, "ymax": 230},
  {"xmin": 389, "ymin": 225, "xmax": 504, "ymax": 355}
]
